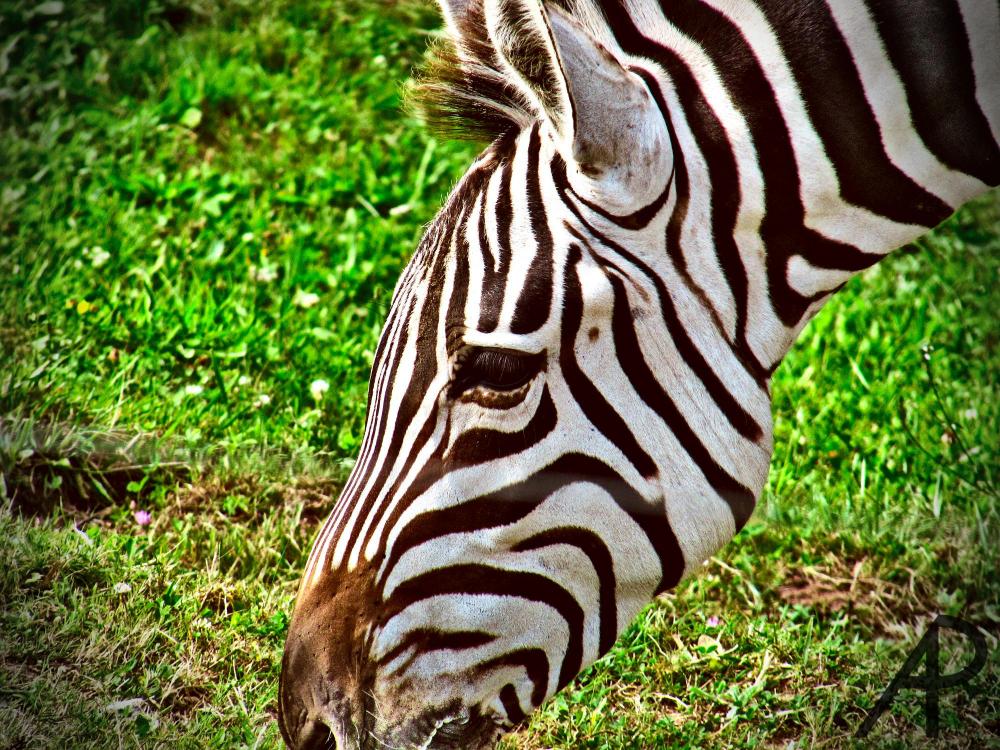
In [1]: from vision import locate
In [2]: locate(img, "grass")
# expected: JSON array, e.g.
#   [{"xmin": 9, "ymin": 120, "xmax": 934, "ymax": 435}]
[{"xmin": 0, "ymin": 1, "xmax": 997, "ymax": 748}]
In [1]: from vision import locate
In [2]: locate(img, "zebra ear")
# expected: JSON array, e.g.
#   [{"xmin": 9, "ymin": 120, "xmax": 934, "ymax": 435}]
[
  {"xmin": 485, "ymin": 1, "xmax": 671, "ymax": 202},
  {"xmin": 483, "ymin": 0, "xmax": 575, "ymax": 140}
]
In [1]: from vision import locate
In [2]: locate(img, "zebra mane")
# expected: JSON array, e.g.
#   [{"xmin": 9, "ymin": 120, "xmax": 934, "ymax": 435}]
[{"xmin": 410, "ymin": 0, "xmax": 560, "ymax": 140}]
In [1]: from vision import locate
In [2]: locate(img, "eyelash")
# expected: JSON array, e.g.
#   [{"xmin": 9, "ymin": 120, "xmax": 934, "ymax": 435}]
[{"xmin": 450, "ymin": 347, "xmax": 545, "ymax": 396}]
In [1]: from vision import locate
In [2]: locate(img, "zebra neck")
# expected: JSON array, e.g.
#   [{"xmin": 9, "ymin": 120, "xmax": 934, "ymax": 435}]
[{"xmin": 585, "ymin": 0, "xmax": 999, "ymax": 372}]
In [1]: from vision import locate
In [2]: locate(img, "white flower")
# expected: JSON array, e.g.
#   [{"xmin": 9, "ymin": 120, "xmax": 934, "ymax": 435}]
[
  {"xmin": 250, "ymin": 264, "xmax": 278, "ymax": 283},
  {"xmin": 964, "ymin": 408, "xmax": 978, "ymax": 420},
  {"xmin": 237, "ymin": 375, "xmax": 250, "ymax": 386},
  {"xmin": 113, "ymin": 582, "xmax": 132, "ymax": 594},
  {"xmin": 310, "ymin": 379, "xmax": 330, "ymax": 401},
  {"xmin": 253, "ymin": 394, "xmax": 271, "ymax": 408},
  {"xmin": 88, "ymin": 246, "xmax": 111, "ymax": 268},
  {"xmin": 293, "ymin": 289, "xmax": 320, "ymax": 308},
  {"xmin": 184, "ymin": 384, "xmax": 204, "ymax": 396}
]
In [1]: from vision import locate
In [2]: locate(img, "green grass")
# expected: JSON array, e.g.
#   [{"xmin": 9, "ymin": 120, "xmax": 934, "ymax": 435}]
[{"xmin": 1, "ymin": 1, "xmax": 997, "ymax": 748}]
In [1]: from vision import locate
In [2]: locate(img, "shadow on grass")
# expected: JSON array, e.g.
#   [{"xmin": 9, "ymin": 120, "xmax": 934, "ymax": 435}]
[
  {"xmin": 0, "ymin": 418, "xmax": 190, "ymax": 518},
  {"xmin": 1, "ymin": 416, "xmax": 350, "ymax": 521}
]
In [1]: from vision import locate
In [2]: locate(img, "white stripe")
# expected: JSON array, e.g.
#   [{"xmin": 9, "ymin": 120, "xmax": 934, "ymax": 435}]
[
  {"xmin": 497, "ymin": 129, "xmax": 538, "ymax": 331},
  {"xmin": 786, "ymin": 253, "xmax": 855, "ymax": 298},
  {"xmin": 463, "ymin": 196, "xmax": 487, "ymax": 332}
]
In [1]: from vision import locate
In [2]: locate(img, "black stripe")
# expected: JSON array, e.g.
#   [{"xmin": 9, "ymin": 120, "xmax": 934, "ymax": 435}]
[
  {"xmin": 512, "ymin": 527, "xmax": 618, "ymax": 654},
  {"xmin": 560, "ymin": 244, "xmax": 660, "ymax": 480},
  {"xmin": 375, "ymin": 628, "xmax": 496, "ymax": 667},
  {"xmin": 354, "ymin": 237, "xmax": 454, "ymax": 553},
  {"xmin": 446, "ymin": 211, "xmax": 472, "ymax": 347},
  {"xmin": 499, "ymin": 683, "xmax": 526, "ymax": 724},
  {"xmin": 383, "ymin": 564, "xmax": 585, "ymax": 690},
  {"xmin": 368, "ymin": 383, "xmax": 557, "ymax": 562},
  {"xmin": 637, "ymin": 63, "xmax": 751, "ymax": 358},
  {"xmin": 357, "ymin": 401, "xmax": 443, "ymax": 557},
  {"xmin": 612, "ymin": 21, "xmax": 753, "ymax": 362},
  {"xmin": 511, "ymin": 124, "xmax": 555, "ymax": 333},
  {"xmin": 383, "ymin": 452, "xmax": 683, "ymax": 595},
  {"xmin": 554, "ymin": 163, "xmax": 769, "ymax": 429},
  {"xmin": 445, "ymin": 384, "xmax": 558, "ymax": 470},
  {"xmin": 478, "ymin": 159, "xmax": 514, "ymax": 332},
  {"xmin": 865, "ymin": 0, "xmax": 1000, "ymax": 186},
  {"xmin": 567, "ymin": 126, "xmax": 675, "ymax": 231},
  {"xmin": 332, "ymin": 291, "xmax": 420, "ymax": 539},
  {"xmin": 383, "ymin": 450, "xmax": 600, "ymax": 573},
  {"xmin": 752, "ymin": 0, "xmax": 953, "ymax": 223},
  {"xmin": 602, "ymin": 258, "xmax": 756, "ymax": 529},
  {"xmin": 446, "ymin": 206, "xmax": 474, "ymax": 358}
]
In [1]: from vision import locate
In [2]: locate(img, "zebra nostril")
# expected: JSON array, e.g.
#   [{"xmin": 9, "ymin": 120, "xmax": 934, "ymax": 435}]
[{"xmin": 297, "ymin": 719, "xmax": 337, "ymax": 750}]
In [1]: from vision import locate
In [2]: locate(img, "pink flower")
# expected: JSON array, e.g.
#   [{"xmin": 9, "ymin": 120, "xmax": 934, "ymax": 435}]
[
  {"xmin": 706, "ymin": 616, "xmax": 720, "ymax": 628},
  {"xmin": 134, "ymin": 510, "xmax": 152, "ymax": 527}
]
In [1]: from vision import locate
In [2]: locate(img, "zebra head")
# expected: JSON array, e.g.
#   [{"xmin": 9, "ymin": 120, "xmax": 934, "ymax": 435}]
[{"xmin": 279, "ymin": 1, "xmax": 774, "ymax": 748}]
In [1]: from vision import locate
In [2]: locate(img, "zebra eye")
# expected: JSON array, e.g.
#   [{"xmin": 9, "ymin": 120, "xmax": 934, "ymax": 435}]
[{"xmin": 452, "ymin": 347, "xmax": 545, "ymax": 395}]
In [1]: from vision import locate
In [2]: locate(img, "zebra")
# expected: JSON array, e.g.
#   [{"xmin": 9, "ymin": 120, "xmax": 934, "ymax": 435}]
[{"xmin": 278, "ymin": 0, "xmax": 999, "ymax": 747}]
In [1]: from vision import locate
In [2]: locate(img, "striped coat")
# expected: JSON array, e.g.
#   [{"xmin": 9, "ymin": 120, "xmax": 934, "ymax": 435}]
[{"xmin": 278, "ymin": 1, "xmax": 998, "ymax": 748}]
